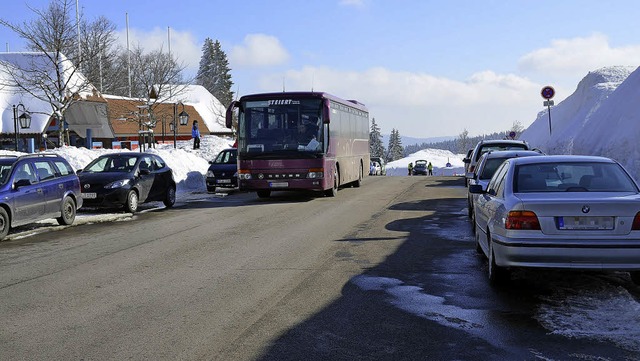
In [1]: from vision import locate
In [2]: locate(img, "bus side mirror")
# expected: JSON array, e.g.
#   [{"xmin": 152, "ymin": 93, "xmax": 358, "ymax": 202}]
[
  {"xmin": 322, "ymin": 99, "xmax": 330, "ymax": 124},
  {"xmin": 225, "ymin": 101, "xmax": 238, "ymax": 129}
]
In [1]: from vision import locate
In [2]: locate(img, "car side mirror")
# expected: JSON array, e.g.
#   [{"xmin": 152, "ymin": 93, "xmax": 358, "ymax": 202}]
[
  {"xmin": 463, "ymin": 158, "xmax": 470, "ymax": 163},
  {"xmin": 139, "ymin": 169, "xmax": 151, "ymax": 176},
  {"xmin": 14, "ymin": 179, "xmax": 31, "ymax": 188},
  {"xmin": 76, "ymin": 169, "xmax": 83, "ymax": 174},
  {"xmin": 468, "ymin": 184, "xmax": 484, "ymax": 194}
]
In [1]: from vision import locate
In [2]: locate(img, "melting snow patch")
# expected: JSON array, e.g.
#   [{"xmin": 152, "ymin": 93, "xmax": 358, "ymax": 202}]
[
  {"xmin": 351, "ymin": 275, "xmax": 484, "ymax": 331},
  {"xmin": 535, "ymin": 284, "xmax": 640, "ymax": 352}
]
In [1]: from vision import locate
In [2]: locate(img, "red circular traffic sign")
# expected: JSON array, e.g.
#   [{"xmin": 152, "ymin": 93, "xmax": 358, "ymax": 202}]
[{"xmin": 541, "ymin": 86, "xmax": 555, "ymax": 99}]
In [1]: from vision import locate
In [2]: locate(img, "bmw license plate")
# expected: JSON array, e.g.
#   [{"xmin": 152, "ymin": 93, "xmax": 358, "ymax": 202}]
[
  {"xmin": 557, "ymin": 216, "xmax": 614, "ymax": 230},
  {"xmin": 82, "ymin": 192, "xmax": 97, "ymax": 199}
]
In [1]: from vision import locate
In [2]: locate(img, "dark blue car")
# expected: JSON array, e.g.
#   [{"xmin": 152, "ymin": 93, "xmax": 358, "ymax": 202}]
[
  {"xmin": 0, "ymin": 154, "xmax": 82, "ymax": 240},
  {"xmin": 206, "ymin": 148, "xmax": 238, "ymax": 192}
]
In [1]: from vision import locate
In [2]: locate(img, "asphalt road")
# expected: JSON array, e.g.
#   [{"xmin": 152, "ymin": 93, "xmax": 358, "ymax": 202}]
[{"xmin": 1, "ymin": 175, "xmax": 639, "ymax": 361}]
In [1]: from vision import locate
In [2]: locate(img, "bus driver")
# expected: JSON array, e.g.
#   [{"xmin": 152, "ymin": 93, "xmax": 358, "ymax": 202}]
[
  {"xmin": 298, "ymin": 123, "xmax": 317, "ymax": 143},
  {"xmin": 297, "ymin": 122, "xmax": 319, "ymax": 150}
]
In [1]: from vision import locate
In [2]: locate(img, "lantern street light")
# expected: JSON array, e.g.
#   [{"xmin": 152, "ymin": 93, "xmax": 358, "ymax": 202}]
[
  {"xmin": 172, "ymin": 101, "xmax": 189, "ymax": 149},
  {"xmin": 13, "ymin": 103, "xmax": 31, "ymax": 152}
]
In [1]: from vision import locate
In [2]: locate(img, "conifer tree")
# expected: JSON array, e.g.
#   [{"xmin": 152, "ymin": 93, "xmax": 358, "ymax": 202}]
[
  {"xmin": 387, "ymin": 128, "xmax": 404, "ymax": 161},
  {"xmin": 369, "ymin": 118, "xmax": 385, "ymax": 157},
  {"xmin": 196, "ymin": 38, "xmax": 234, "ymax": 106}
]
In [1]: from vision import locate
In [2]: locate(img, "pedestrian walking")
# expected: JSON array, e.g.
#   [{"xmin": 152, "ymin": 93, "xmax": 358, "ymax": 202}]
[
  {"xmin": 192, "ymin": 120, "xmax": 201, "ymax": 149},
  {"xmin": 428, "ymin": 162, "xmax": 433, "ymax": 176},
  {"xmin": 408, "ymin": 162, "xmax": 413, "ymax": 176}
]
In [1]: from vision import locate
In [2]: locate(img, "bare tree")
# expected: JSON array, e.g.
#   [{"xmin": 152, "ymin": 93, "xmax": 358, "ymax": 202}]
[
  {"xmin": 508, "ymin": 120, "xmax": 525, "ymax": 139},
  {"xmin": 110, "ymin": 44, "xmax": 190, "ymax": 135},
  {"xmin": 77, "ymin": 16, "xmax": 120, "ymax": 94},
  {"xmin": 0, "ymin": 0, "xmax": 107, "ymax": 146},
  {"xmin": 1, "ymin": 0, "xmax": 191, "ymax": 146},
  {"xmin": 457, "ymin": 128, "xmax": 471, "ymax": 154}
]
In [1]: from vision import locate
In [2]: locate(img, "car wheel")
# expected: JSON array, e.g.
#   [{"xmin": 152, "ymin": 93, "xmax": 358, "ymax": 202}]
[
  {"xmin": 57, "ymin": 197, "xmax": 76, "ymax": 225},
  {"xmin": 163, "ymin": 186, "xmax": 176, "ymax": 208},
  {"xmin": 488, "ymin": 234, "xmax": 509, "ymax": 285},
  {"xmin": 125, "ymin": 190, "xmax": 139, "ymax": 213},
  {"xmin": 470, "ymin": 209, "xmax": 476, "ymax": 235},
  {"xmin": 325, "ymin": 169, "xmax": 338, "ymax": 197},
  {"xmin": 630, "ymin": 272, "xmax": 640, "ymax": 285},
  {"xmin": 256, "ymin": 190, "xmax": 271, "ymax": 198},
  {"xmin": 0, "ymin": 207, "xmax": 10, "ymax": 240},
  {"xmin": 475, "ymin": 229, "xmax": 483, "ymax": 255},
  {"xmin": 473, "ymin": 217, "xmax": 484, "ymax": 255},
  {"xmin": 467, "ymin": 199, "xmax": 473, "ymax": 218}
]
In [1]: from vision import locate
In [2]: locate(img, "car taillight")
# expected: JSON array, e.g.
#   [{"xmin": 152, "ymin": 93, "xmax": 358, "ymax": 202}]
[
  {"xmin": 632, "ymin": 212, "xmax": 640, "ymax": 230},
  {"xmin": 505, "ymin": 210, "xmax": 541, "ymax": 230},
  {"xmin": 469, "ymin": 165, "xmax": 475, "ymax": 173}
]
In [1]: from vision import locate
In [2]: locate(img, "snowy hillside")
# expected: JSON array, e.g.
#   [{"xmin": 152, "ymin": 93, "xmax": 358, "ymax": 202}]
[
  {"xmin": 387, "ymin": 66, "xmax": 640, "ymax": 181},
  {"xmin": 520, "ymin": 65, "xmax": 640, "ymax": 180}
]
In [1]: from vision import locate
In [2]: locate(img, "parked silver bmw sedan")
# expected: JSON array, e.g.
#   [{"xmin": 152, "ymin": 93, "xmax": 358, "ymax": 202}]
[{"xmin": 469, "ymin": 155, "xmax": 640, "ymax": 285}]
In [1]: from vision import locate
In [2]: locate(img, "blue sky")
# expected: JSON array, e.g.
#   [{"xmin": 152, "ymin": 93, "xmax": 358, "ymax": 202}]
[{"xmin": 2, "ymin": 0, "xmax": 640, "ymax": 138}]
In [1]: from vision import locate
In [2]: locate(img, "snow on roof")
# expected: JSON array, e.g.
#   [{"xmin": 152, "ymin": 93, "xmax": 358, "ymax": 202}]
[
  {"xmin": 164, "ymin": 84, "xmax": 229, "ymax": 133},
  {"xmin": 0, "ymin": 52, "xmax": 98, "ymax": 135},
  {"xmin": 105, "ymin": 85, "xmax": 230, "ymax": 134}
]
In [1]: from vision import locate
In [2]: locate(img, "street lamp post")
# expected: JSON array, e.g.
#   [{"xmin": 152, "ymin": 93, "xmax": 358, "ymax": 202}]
[
  {"xmin": 161, "ymin": 114, "xmax": 167, "ymax": 144},
  {"xmin": 12, "ymin": 103, "xmax": 31, "ymax": 152},
  {"xmin": 172, "ymin": 102, "xmax": 189, "ymax": 149}
]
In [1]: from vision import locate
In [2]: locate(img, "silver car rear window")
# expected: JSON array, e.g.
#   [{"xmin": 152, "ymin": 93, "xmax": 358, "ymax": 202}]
[{"xmin": 514, "ymin": 162, "xmax": 638, "ymax": 193}]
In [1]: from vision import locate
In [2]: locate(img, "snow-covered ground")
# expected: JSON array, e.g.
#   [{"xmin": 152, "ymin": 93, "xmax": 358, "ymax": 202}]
[
  {"xmin": 386, "ymin": 148, "xmax": 466, "ymax": 176},
  {"xmin": 2, "ymin": 134, "xmax": 235, "ymax": 197}
]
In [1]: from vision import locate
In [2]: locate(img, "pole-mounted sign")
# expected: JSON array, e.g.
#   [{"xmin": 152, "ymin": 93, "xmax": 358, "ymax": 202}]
[
  {"xmin": 541, "ymin": 86, "xmax": 555, "ymax": 100},
  {"xmin": 541, "ymin": 86, "xmax": 555, "ymax": 135}
]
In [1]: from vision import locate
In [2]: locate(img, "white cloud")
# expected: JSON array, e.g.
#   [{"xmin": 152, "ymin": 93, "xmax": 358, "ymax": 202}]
[
  {"xmin": 230, "ymin": 34, "xmax": 290, "ymax": 68},
  {"xmin": 255, "ymin": 66, "xmax": 541, "ymax": 138},
  {"xmin": 518, "ymin": 33, "xmax": 640, "ymax": 79},
  {"xmin": 115, "ymin": 27, "xmax": 201, "ymax": 76}
]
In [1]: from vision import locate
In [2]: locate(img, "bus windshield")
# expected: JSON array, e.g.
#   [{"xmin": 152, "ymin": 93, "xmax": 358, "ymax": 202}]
[{"xmin": 239, "ymin": 98, "xmax": 323, "ymax": 158}]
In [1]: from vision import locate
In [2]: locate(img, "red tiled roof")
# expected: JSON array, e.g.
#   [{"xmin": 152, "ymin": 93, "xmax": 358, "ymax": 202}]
[{"xmin": 107, "ymin": 98, "xmax": 209, "ymax": 137}]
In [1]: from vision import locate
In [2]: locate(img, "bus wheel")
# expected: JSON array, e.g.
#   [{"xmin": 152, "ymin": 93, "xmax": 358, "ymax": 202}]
[
  {"xmin": 325, "ymin": 170, "xmax": 338, "ymax": 197},
  {"xmin": 353, "ymin": 163, "xmax": 362, "ymax": 188},
  {"xmin": 257, "ymin": 190, "xmax": 271, "ymax": 198}
]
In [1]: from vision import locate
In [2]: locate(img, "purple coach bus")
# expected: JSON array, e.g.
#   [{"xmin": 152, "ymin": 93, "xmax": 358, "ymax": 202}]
[{"xmin": 225, "ymin": 91, "xmax": 370, "ymax": 198}]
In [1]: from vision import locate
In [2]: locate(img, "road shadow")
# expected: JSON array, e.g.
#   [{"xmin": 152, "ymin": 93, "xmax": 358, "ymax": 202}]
[{"xmin": 251, "ymin": 177, "xmax": 639, "ymax": 361}]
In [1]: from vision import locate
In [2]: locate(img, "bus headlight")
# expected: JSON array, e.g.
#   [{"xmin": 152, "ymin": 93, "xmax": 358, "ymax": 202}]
[
  {"xmin": 238, "ymin": 170, "xmax": 252, "ymax": 180},
  {"xmin": 307, "ymin": 168, "xmax": 324, "ymax": 179}
]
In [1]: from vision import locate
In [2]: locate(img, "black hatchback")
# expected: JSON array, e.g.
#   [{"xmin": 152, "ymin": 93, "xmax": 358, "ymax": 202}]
[{"xmin": 77, "ymin": 152, "xmax": 176, "ymax": 213}]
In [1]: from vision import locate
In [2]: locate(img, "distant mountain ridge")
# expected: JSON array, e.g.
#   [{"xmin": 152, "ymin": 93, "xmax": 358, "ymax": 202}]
[{"xmin": 381, "ymin": 135, "xmax": 456, "ymax": 147}]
